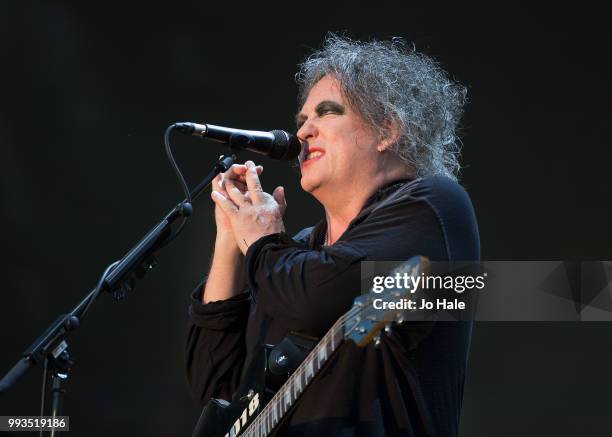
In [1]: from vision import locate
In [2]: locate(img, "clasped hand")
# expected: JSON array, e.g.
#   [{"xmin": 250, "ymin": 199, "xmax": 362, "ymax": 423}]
[{"xmin": 211, "ymin": 160, "xmax": 286, "ymax": 255}]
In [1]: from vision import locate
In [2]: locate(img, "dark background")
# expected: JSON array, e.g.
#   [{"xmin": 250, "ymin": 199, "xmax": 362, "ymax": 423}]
[{"xmin": 1, "ymin": 2, "xmax": 610, "ymax": 436}]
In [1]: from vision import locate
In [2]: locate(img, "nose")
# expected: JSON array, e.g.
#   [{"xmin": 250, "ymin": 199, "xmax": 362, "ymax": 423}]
[{"xmin": 296, "ymin": 118, "xmax": 317, "ymax": 143}]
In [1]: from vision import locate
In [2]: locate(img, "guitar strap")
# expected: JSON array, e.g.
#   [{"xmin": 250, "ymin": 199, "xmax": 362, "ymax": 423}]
[{"xmin": 267, "ymin": 332, "xmax": 318, "ymax": 376}]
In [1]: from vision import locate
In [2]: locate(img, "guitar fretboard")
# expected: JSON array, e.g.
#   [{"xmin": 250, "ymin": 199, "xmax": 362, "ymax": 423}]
[{"xmin": 241, "ymin": 313, "xmax": 349, "ymax": 437}]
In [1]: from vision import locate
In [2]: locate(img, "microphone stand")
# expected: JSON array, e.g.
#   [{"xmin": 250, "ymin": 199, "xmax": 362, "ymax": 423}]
[{"xmin": 0, "ymin": 153, "xmax": 236, "ymax": 435}]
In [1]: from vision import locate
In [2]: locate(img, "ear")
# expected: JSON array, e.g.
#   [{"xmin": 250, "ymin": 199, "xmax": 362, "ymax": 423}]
[{"xmin": 376, "ymin": 118, "xmax": 402, "ymax": 152}]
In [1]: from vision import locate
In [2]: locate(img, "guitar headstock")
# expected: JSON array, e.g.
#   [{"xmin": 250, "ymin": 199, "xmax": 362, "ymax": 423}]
[{"xmin": 344, "ymin": 256, "xmax": 429, "ymax": 347}]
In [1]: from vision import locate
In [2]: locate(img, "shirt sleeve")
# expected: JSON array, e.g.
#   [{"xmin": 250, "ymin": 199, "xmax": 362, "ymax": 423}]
[
  {"xmin": 185, "ymin": 281, "xmax": 251, "ymax": 404},
  {"xmin": 243, "ymin": 177, "xmax": 478, "ymax": 337},
  {"xmin": 244, "ymin": 233, "xmax": 368, "ymax": 335}
]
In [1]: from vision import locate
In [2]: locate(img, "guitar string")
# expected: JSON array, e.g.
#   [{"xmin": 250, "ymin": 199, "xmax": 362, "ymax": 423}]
[
  {"xmin": 245, "ymin": 267, "xmax": 423, "ymax": 437},
  {"xmin": 248, "ymin": 299, "xmax": 380, "ymax": 436},
  {"xmin": 244, "ymin": 261, "xmax": 423, "ymax": 436},
  {"xmin": 244, "ymin": 320, "xmax": 346, "ymax": 437},
  {"xmin": 244, "ymin": 303, "xmax": 366, "ymax": 437},
  {"xmin": 245, "ymin": 311, "xmax": 353, "ymax": 437}
]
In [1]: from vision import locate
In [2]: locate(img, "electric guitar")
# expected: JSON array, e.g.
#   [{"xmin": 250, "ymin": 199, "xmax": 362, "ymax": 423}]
[{"xmin": 192, "ymin": 256, "xmax": 428, "ymax": 437}]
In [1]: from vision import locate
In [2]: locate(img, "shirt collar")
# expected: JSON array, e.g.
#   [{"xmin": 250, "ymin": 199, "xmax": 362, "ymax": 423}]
[{"xmin": 310, "ymin": 178, "xmax": 415, "ymax": 248}]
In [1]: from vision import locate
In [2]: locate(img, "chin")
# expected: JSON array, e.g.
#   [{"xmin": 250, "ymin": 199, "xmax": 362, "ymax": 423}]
[{"xmin": 300, "ymin": 174, "xmax": 320, "ymax": 194}]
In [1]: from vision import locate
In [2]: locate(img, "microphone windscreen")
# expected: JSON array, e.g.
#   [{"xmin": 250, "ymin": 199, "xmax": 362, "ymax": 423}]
[{"xmin": 270, "ymin": 130, "xmax": 302, "ymax": 161}]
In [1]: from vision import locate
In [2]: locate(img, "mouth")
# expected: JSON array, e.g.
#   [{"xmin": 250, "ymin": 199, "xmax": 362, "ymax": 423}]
[{"xmin": 301, "ymin": 147, "xmax": 325, "ymax": 167}]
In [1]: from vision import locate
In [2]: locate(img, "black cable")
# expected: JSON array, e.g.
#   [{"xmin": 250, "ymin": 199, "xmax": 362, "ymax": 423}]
[
  {"xmin": 71, "ymin": 124, "xmax": 192, "ymax": 313},
  {"xmin": 157, "ymin": 215, "xmax": 188, "ymax": 249},
  {"xmin": 77, "ymin": 260, "xmax": 121, "ymax": 319},
  {"xmin": 158, "ymin": 124, "xmax": 192, "ymax": 247},
  {"xmin": 164, "ymin": 124, "xmax": 192, "ymax": 204},
  {"xmin": 72, "ymin": 124, "xmax": 190, "ymax": 315},
  {"xmin": 35, "ymin": 125, "xmax": 192, "ymax": 425}
]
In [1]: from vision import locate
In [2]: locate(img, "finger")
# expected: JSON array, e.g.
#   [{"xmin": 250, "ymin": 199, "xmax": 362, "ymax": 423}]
[
  {"xmin": 240, "ymin": 165, "xmax": 263, "ymax": 182},
  {"xmin": 225, "ymin": 179, "xmax": 257, "ymax": 197},
  {"xmin": 214, "ymin": 174, "xmax": 230, "ymax": 197},
  {"xmin": 211, "ymin": 191, "xmax": 238, "ymax": 214},
  {"xmin": 224, "ymin": 178, "xmax": 250, "ymax": 206},
  {"xmin": 212, "ymin": 174, "xmax": 222, "ymax": 191},
  {"xmin": 218, "ymin": 173, "xmax": 248, "ymax": 193},
  {"xmin": 222, "ymin": 165, "xmax": 247, "ymax": 189},
  {"xmin": 228, "ymin": 164, "xmax": 247, "ymax": 177},
  {"xmin": 232, "ymin": 179, "xmax": 248, "ymax": 192},
  {"xmin": 244, "ymin": 160, "xmax": 264, "ymax": 201},
  {"xmin": 229, "ymin": 164, "xmax": 263, "ymax": 175},
  {"xmin": 222, "ymin": 164, "xmax": 261, "ymax": 189},
  {"xmin": 213, "ymin": 176, "xmax": 232, "ymax": 203},
  {"xmin": 272, "ymin": 186, "xmax": 287, "ymax": 215},
  {"xmin": 222, "ymin": 164, "xmax": 263, "ymax": 196},
  {"xmin": 226, "ymin": 163, "xmax": 262, "ymax": 177},
  {"xmin": 232, "ymin": 164, "xmax": 264, "ymax": 184}
]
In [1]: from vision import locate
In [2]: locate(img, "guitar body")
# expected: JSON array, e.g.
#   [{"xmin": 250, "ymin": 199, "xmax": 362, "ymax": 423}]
[
  {"xmin": 191, "ymin": 398, "xmax": 248, "ymax": 437},
  {"xmin": 191, "ymin": 344, "xmax": 289, "ymax": 437}
]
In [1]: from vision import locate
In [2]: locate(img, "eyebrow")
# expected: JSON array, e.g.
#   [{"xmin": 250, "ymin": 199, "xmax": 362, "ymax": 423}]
[{"xmin": 296, "ymin": 100, "xmax": 346, "ymax": 128}]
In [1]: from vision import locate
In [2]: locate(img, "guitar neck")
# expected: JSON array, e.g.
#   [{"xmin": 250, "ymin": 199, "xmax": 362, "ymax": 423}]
[{"xmin": 241, "ymin": 313, "xmax": 349, "ymax": 436}]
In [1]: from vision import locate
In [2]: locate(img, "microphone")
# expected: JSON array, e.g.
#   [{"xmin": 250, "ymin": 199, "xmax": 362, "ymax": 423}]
[{"xmin": 173, "ymin": 122, "xmax": 302, "ymax": 161}]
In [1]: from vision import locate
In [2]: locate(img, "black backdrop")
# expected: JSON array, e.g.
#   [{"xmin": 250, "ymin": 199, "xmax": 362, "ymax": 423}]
[{"xmin": 1, "ymin": 2, "xmax": 610, "ymax": 436}]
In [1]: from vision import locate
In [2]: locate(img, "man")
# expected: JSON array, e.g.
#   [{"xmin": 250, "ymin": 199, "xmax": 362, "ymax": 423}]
[{"xmin": 186, "ymin": 35, "xmax": 479, "ymax": 436}]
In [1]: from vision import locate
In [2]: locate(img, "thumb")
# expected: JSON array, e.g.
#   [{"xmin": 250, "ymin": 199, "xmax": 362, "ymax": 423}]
[{"xmin": 272, "ymin": 186, "xmax": 287, "ymax": 215}]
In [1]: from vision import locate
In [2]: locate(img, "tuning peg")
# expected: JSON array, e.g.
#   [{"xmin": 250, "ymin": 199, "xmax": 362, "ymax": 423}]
[
  {"xmin": 384, "ymin": 322, "xmax": 392, "ymax": 335},
  {"xmin": 374, "ymin": 333, "xmax": 381, "ymax": 348},
  {"xmin": 239, "ymin": 389, "xmax": 255, "ymax": 402}
]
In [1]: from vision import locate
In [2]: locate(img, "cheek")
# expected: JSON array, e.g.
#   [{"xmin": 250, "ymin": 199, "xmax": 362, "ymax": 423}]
[
  {"xmin": 342, "ymin": 119, "xmax": 378, "ymax": 149},
  {"xmin": 330, "ymin": 146, "xmax": 358, "ymax": 173}
]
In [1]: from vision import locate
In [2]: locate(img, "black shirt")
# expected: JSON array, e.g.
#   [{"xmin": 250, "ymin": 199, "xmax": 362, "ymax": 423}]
[{"xmin": 186, "ymin": 176, "xmax": 480, "ymax": 436}]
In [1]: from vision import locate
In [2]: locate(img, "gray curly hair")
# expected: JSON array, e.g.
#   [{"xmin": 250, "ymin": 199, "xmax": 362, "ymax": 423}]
[{"xmin": 296, "ymin": 34, "xmax": 467, "ymax": 181}]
